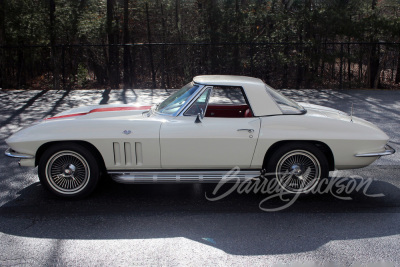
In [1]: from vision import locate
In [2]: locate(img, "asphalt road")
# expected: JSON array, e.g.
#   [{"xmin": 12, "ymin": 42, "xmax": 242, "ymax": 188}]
[{"xmin": 0, "ymin": 88, "xmax": 399, "ymax": 266}]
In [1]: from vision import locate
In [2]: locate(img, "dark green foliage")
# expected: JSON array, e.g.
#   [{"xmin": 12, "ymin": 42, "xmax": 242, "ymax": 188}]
[{"xmin": 1, "ymin": 0, "xmax": 400, "ymax": 89}]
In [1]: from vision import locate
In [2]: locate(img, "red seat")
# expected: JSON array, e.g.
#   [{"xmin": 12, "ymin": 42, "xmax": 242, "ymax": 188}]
[
  {"xmin": 205, "ymin": 105, "xmax": 253, "ymax": 118},
  {"xmin": 206, "ymin": 105, "xmax": 242, "ymax": 117},
  {"xmin": 244, "ymin": 109, "xmax": 253, "ymax": 117}
]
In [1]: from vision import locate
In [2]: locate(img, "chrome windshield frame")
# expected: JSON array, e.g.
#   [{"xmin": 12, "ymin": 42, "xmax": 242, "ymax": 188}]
[
  {"xmin": 177, "ymin": 85, "xmax": 213, "ymax": 116},
  {"xmin": 154, "ymin": 83, "xmax": 205, "ymax": 117}
]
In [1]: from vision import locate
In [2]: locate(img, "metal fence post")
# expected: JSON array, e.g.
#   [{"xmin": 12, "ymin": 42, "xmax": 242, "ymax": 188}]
[
  {"xmin": 62, "ymin": 45, "xmax": 65, "ymax": 89},
  {"xmin": 0, "ymin": 46, "xmax": 3, "ymax": 89},
  {"xmin": 340, "ymin": 43, "xmax": 343, "ymax": 89},
  {"xmin": 250, "ymin": 43, "xmax": 254, "ymax": 76}
]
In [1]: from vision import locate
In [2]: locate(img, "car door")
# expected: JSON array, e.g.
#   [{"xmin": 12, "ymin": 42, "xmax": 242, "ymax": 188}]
[{"xmin": 159, "ymin": 86, "xmax": 261, "ymax": 169}]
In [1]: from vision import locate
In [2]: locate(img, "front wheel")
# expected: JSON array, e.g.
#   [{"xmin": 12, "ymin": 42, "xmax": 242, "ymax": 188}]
[
  {"xmin": 265, "ymin": 143, "xmax": 329, "ymax": 194},
  {"xmin": 38, "ymin": 143, "xmax": 100, "ymax": 198}
]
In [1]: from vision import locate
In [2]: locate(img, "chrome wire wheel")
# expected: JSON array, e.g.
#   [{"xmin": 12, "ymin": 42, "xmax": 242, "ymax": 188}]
[
  {"xmin": 275, "ymin": 149, "xmax": 321, "ymax": 193},
  {"xmin": 45, "ymin": 150, "xmax": 90, "ymax": 195}
]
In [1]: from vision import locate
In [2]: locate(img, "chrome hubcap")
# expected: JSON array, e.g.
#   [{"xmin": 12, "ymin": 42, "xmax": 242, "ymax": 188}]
[
  {"xmin": 276, "ymin": 150, "xmax": 321, "ymax": 193},
  {"xmin": 64, "ymin": 164, "xmax": 76, "ymax": 176},
  {"xmin": 291, "ymin": 164, "xmax": 303, "ymax": 176},
  {"xmin": 45, "ymin": 151, "xmax": 90, "ymax": 194}
]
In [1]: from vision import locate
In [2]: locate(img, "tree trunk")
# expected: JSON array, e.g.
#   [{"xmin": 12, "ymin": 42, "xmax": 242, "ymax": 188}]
[
  {"xmin": 347, "ymin": 42, "xmax": 351, "ymax": 88},
  {"xmin": 359, "ymin": 44, "xmax": 363, "ymax": 86},
  {"xmin": 0, "ymin": 0, "xmax": 5, "ymax": 88},
  {"xmin": 16, "ymin": 44, "xmax": 25, "ymax": 88},
  {"xmin": 175, "ymin": 0, "xmax": 182, "ymax": 43},
  {"xmin": 160, "ymin": 3, "xmax": 166, "ymax": 88},
  {"xmin": 123, "ymin": 0, "xmax": 132, "ymax": 89},
  {"xmin": 115, "ymin": 16, "xmax": 120, "ymax": 87},
  {"xmin": 296, "ymin": 33, "xmax": 303, "ymax": 89},
  {"xmin": 71, "ymin": 0, "xmax": 87, "ymax": 89},
  {"xmin": 368, "ymin": 0, "xmax": 379, "ymax": 88},
  {"xmin": 207, "ymin": 0, "xmax": 219, "ymax": 73},
  {"xmin": 233, "ymin": 0, "xmax": 240, "ymax": 75},
  {"xmin": 49, "ymin": 0, "xmax": 59, "ymax": 89},
  {"xmin": 369, "ymin": 44, "xmax": 380, "ymax": 88},
  {"xmin": 374, "ymin": 49, "xmax": 389, "ymax": 89},
  {"xmin": 174, "ymin": 0, "xmax": 182, "ymax": 83},
  {"xmin": 146, "ymin": 2, "xmax": 156, "ymax": 88},
  {"xmin": 395, "ymin": 48, "xmax": 400, "ymax": 84},
  {"xmin": 107, "ymin": 0, "xmax": 119, "ymax": 89}
]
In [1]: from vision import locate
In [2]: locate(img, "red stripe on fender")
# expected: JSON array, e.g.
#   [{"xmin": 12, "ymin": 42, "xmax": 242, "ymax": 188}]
[
  {"xmin": 89, "ymin": 106, "xmax": 151, "ymax": 113},
  {"xmin": 46, "ymin": 106, "xmax": 151, "ymax": 120},
  {"xmin": 45, "ymin": 112, "xmax": 88, "ymax": 120}
]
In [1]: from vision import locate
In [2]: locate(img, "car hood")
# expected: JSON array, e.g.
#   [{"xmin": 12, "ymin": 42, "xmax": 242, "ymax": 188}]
[
  {"xmin": 5, "ymin": 103, "xmax": 159, "ymax": 155},
  {"xmin": 46, "ymin": 103, "xmax": 152, "ymax": 120}
]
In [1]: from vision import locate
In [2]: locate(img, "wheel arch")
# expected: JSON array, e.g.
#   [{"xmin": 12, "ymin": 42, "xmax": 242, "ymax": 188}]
[
  {"xmin": 35, "ymin": 141, "xmax": 106, "ymax": 172},
  {"xmin": 263, "ymin": 140, "xmax": 335, "ymax": 171}
]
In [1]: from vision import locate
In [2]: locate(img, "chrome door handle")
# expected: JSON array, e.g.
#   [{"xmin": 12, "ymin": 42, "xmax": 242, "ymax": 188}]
[{"xmin": 237, "ymin": 129, "xmax": 254, "ymax": 133}]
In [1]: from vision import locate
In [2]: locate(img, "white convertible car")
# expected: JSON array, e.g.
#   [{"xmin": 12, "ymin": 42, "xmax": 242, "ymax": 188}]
[{"xmin": 5, "ymin": 75, "xmax": 395, "ymax": 198}]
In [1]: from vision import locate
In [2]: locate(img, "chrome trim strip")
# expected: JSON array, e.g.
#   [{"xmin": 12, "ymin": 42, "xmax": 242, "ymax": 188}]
[
  {"xmin": 5, "ymin": 148, "xmax": 34, "ymax": 159},
  {"xmin": 355, "ymin": 144, "xmax": 396, "ymax": 157},
  {"xmin": 109, "ymin": 170, "xmax": 260, "ymax": 184},
  {"xmin": 178, "ymin": 85, "xmax": 213, "ymax": 117}
]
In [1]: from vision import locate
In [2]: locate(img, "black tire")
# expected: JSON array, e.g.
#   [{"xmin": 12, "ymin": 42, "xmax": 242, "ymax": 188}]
[
  {"xmin": 38, "ymin": 143, "xmax": 100, "ymax": 199},
  {"xmin": 265, "ymin": 143, "xmax": 329, "ymax": 194}
]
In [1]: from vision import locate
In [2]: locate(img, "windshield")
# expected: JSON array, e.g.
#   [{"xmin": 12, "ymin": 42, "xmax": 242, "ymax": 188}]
[
  {"xmin": 265, "ymin": 85, "xmax": 305, "ymax": 114},
  {"xmin": 156, "ymin": 83, "xmax": 200, "ymax": 115}
]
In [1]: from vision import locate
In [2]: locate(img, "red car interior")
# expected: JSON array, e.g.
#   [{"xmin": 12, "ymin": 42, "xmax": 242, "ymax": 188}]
[{"xmin": 205, "ymin": 104, "xmax": 253, "ymax": 118}]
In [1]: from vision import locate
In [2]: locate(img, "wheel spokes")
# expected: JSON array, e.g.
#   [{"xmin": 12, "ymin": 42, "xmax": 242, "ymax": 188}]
[
  {"xmin": 45, "ymin": 151, "xmax": 90, "ymax": 194},
  {"xmin": 276, "ymin": 150, "xmax": 321, "ymax": 193}
]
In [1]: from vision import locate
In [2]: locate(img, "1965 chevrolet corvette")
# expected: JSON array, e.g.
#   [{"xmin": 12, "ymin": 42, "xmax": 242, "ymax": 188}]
[{"xmin": 5, "ymin": 75, "xmax": 395, "ymax": 198}]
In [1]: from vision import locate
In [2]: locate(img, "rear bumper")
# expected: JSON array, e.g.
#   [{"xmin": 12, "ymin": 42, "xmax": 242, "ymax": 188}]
[
  {"xmin": 355, "ymin": 144, "xmax": 396, "ymax": 157},
  {"xmin": 5, "ymin": 148, "xmax": 34, "ymax": 159}
]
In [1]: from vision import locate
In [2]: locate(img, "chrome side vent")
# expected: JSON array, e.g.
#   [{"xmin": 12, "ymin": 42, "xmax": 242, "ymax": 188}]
[
  {"xmin": 124, "ymin": 142, "xmax": 132, "ymax": 166},
  {"xmin": 113, "ymin": 142, "xmax": 136, "ymax": 166},
  {"xmin": 135, "ymin": 142, "xmax": 143, "ymax": 166},
  {"xmin": 113, "ymin": 142, "xmax": 121, "ymax": 166}
]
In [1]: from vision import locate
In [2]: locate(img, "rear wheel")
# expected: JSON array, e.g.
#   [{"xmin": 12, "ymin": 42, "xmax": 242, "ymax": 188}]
[
  {"xmin": 38, "ymin": 143, "xmax": 100, "ymax": 198},
  {"xmin": 265, "ymin": 143, "xmax": 329, "ymax": 193}
]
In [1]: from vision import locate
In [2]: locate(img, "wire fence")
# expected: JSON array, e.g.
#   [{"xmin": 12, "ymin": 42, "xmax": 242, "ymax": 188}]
[{"xmin": 1, "ymin": 42, "xmax": 399, "ymax": 90}]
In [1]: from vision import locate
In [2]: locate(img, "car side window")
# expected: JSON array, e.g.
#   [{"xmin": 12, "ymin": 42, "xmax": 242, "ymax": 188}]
[
  {"xmin": 208, "ymin": 87, "xmax": 247, "ymax": 105},
  {"xmin": 206, "ymin": 86, "xmax": 253, "ymax": 118},
  {"xmin": 184, "ymin": 88, "xmax": 212, "ymax": 116}
]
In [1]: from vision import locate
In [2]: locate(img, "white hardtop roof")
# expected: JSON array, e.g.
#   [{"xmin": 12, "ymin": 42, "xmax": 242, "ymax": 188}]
[
  {"xmin": 193, "ymin": 75, "xmax": 265, "ymax": 87},
  {"xmin": 192, "ymin": 75, "xmax": 282, "ymax": 116}
]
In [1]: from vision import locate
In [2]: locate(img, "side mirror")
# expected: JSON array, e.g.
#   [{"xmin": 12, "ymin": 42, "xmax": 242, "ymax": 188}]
[
  {"xmin": 195, "ymin": 113, "xmax": 202, "ymax": 123},
  {"xmin": 195, "ymin": 108, "xmax": 205, "ymax": 123}
]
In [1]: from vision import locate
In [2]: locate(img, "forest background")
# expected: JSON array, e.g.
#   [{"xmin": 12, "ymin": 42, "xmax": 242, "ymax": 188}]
[{"xmin": 1, "ymin": 0, "xmax": 400, "ymax": 90}]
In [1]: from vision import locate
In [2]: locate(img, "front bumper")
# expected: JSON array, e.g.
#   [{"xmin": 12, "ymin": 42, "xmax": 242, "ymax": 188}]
[
  {"xmin": 5, "ymin": 148, "xmax": 36, "ymax": 167},
  {"xmin": 5, "ymin": 148, "xmax": 34, "ymax": 159},
  {"xmin": 355, "ymin": 144, "xmax": 396, "ymax": 157}
]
